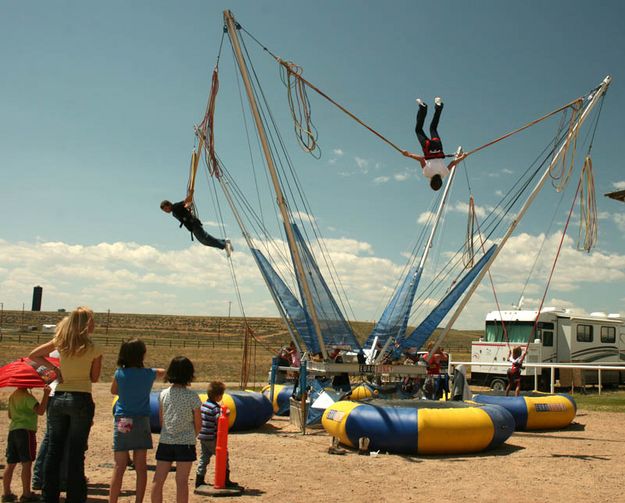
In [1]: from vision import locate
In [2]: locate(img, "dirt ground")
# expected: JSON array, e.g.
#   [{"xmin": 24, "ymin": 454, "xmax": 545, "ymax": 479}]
[{"xmin": 1, "ymin": 383, "xmax": 624, "ymax": 503}]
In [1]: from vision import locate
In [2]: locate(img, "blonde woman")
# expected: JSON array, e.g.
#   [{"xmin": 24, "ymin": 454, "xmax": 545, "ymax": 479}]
[{"xmin": 29, "ymin": 306, "xmax": 103, "ymax": 503}]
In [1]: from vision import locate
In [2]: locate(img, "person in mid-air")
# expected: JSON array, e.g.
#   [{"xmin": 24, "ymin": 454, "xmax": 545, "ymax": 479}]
[
  {"xmin": 402, "ymin": 97, "xmax": 465, "ymax": 191},
  {"xmin": 160, "ymin": 199, "xmax": 232, "ymax": 257}
]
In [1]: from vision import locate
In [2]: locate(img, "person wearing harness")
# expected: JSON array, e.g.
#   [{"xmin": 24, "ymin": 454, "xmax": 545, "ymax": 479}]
[
  {"xmin": 505, "ymin": 346, "xmax": 525, "ymax": 396},
  {"xmin": 402, "ymin": 97, "xmax": 465, "ymax": 191},
  {"xmin": 160, "ymin": 200, "xmax": 232, "ymax": 257}
]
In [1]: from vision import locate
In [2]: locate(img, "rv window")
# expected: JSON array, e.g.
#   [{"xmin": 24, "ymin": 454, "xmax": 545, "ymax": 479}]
[
  {"xmin": 601, "ymin": 326, "xmax": 616, "ymax": 343},
  {"xmin": 536, "ymin": 322, "xmax": 554, "ymax": 347},
  {"xmin": 576, "ymin": 324, "xmax": 593, "ymax": 343},
  {"xmin": 537, "ymin": 322, "xmax": 554, "ymax": 330},
  {"xmin": 542, "ymin": 330, "xmax": 554, "ymax": 347},
  {"xmin": 485, "ymin": 321, "xmax": 534, "ymax": 343}
]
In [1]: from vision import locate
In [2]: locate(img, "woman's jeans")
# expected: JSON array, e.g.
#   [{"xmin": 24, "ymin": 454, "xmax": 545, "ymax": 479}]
[{"xmin": 43, "ymin": 392, "xmax": 95, "ymax": 503}]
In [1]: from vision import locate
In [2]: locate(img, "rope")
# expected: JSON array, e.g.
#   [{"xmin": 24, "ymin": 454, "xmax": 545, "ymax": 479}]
[
  {"xmin": 578, "ymin": 156, "xmax": 597, "ymax": 252},
  {"xmin": 276, "ymin": 59, "xmax": 403, "ymax": 154},
  {"xmin": 279, "ymin": 61, "xmax": 320, "ymax": 158},
  {"xmin": 549, "ymin": 101, "xmax": 582, "ymax": 191},
  {"xmin": 464, "ymin": 98, "xmax": 584, "ymax": 159},
  {"xmin": 522, "ymin": 177, "xmax": 583, "ymax": 361},
  {"xmin": 197, "ymin": 67, "xmax": 221, "ymax": 178},
  {"xmin": 463, "ymin": 196, "xmax": 476, "ymax": 268}
]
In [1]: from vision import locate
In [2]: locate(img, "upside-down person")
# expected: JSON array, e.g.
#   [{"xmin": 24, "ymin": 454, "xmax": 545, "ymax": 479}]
[
  {"xmin": 160, "ymin": 199, "xmax": 233, "ymax": 257},
  {"xmin": 402, "ymin": 97, "xmax": 465, "ymax": 191}
]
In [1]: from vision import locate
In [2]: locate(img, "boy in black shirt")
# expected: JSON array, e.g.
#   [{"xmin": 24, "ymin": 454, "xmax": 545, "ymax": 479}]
[{"xmin": 160, "ymin": 200, "xmax": 232, "ymax": 257}]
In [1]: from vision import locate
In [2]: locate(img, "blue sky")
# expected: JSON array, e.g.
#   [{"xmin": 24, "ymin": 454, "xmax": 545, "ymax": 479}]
[{"xmin": 1, "ymin": 1, "xmax": 625, "ymax": 329}]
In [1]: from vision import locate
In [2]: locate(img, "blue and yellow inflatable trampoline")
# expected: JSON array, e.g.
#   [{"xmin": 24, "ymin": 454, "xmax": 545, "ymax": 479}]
[
  {"xmin": 261, "ymin": 384, "xmax": 293, "ymax": 416},
  {"xmin": 148, "ymin": 390, "xmax": 273, "ymax": 433},
  {"xmin": 322, "ymin": 399, "xmax": 515, "ymax": 455},
  {"xmin": 472, "ymin": 391, "xmax": 576, "ymax": 431}
]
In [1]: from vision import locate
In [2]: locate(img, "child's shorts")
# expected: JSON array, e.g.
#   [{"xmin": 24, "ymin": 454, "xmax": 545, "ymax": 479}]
[
  {"xmin": 113, "ymin": 416, "xmax": 153, "ymax": 452},
  {"xmin": 156, "ymin": 443, "xmax": 196, "ymax": 462},
  {"xmin": 6, "ymin": 429, "xmax": 36, "ymax": 463}
]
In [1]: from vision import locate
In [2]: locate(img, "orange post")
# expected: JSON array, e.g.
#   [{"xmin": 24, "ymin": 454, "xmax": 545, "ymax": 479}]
[{"xmin": 213, "ymin": 405, "xmax": 229, "ymax": 489}]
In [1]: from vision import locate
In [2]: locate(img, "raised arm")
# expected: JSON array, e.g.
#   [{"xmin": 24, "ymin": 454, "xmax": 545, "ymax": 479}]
[
  {"xmin": 447, "ymin": 152, "xmax": 467, "ymax": 170},
  {"xmin": 402, "ymin": 150, "xmax": 426, "ymax": 168},
  {"xmin": 29, "ymin": 341, "xmax": 59, "ymax": 373}
]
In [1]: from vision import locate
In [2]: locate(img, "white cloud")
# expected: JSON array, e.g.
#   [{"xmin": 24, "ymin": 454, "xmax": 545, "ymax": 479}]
[
  {"xmin": 612, "ymin": 181, "xmax": 625, "ymax": 190},
  {"xmin": 393, "ymin": 171, "xmax": 412, "ymax": 182},
  {"xmin": 495, "ymin": 190, "xmax": 504, "ymax": 197},
  {"xmin": 373, "ymin": 176, "xmax": 390, "ymax": 184},
  {"xmin": 333, "ymin": 148, "xmax": 344, "ymax": 156},
  {"xmin": 290, "ymin": 211, "xmax": 316, "ymax": 224},
  {"xmin": 354, "ymin": 157, "xmax": 369, "ymax": 172},
  {"xmin": 613, "ymin": 213, "xmax": 625, "ymax": 232},
  {"xmin": 449, "ymin": 201, "xmax": 487, "ymax": 219},
  {"xmin": 417, "ymin": 211, "xmax": 435, "ymax": 225},
  {"xmin": 200, "ymin": 220, "xmax": 223, "ymax": 228},
  {"xmin": 2, "ymin": 229, "xmax": 624, "ymax": 331},
  {"xmin": 502, "ymin": 168, "xmax": 514, "ymax": 175}
]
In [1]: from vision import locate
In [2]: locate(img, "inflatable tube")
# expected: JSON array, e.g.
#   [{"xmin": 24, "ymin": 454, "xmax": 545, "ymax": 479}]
[
  {"xmin": 147, "ymin": 390, "xmax": 273, "ymax": 433},
  {"xmin": 322, "ymin": 399, "xmax": 515, "ymax": 455},
  {"xmin": 261, "ymin": 384, "xmax": 293, "ymax": 416},
  {"xmin": 472, "ymin": 391, "xmax": 576, "ymax": 431}
]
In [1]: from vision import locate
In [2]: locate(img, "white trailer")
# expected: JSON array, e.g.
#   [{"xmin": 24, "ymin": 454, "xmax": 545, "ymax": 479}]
[{"xmin": 470, "ymin": 307, "xmax": 625, "ymax": 391}]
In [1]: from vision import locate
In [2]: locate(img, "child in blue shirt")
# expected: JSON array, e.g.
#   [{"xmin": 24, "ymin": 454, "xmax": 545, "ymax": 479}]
[{"xmin": 109, "ymin": 338, "xmax": 165, "ymax": 503}]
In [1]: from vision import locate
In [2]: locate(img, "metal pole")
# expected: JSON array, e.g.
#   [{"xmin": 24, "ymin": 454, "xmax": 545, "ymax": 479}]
[
  {"xmin": 429, "ymin": 76, "xmax": 612, "ymax": 357},
  {"xmin": 374, "ymin": 158, "xmax": 460, "ymax": 363},
  {"xmin": 216, "ymin": 176, "xmax": 304, "ymax": 352},
  {"xmin": 598, "ymin": 369, "xmax": 602, "ymax": 395},
  {"xmin": 223, "ymin": 10, "xmax": 327, "ymax": 360}
]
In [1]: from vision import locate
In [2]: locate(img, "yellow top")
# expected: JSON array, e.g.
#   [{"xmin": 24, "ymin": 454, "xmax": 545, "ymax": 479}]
[{"xmin": 56, "ymin": 343, "xmax": 102, "ymax": 393}]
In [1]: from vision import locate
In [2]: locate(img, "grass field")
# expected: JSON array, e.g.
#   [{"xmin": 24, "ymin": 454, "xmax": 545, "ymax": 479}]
[
  {"xmin": 569, "ymin": 390, "xmax": 625, "ymax": 412},
  {"xmin": 0, "ymin": 309, "xmax": 480, "ymax": 384}
]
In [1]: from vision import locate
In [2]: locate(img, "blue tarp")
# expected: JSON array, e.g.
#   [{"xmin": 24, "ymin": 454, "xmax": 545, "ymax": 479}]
[
  {"xmin": 399, "ymin": 245, "xmax": 497, "ymax": 350},
  {"xmin": 251, "ymin": 248, "xmax": 319, "ymax": 354},
  {"xmin": 364, "ymin": 266, "xmax": 422, "ymax": 349},
  {"xmin": 291, "ymin": 224, "xmax": 361, "ymax": 351}
]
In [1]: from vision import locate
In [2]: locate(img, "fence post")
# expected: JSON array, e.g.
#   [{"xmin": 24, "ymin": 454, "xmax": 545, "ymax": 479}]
[
  {"xmin": 550, "ymin": 366, "xmax": 555, "ymax": 394},
  {"xmin": 598, "ymin": 369, "xmax": 602, "ymax": 395}
]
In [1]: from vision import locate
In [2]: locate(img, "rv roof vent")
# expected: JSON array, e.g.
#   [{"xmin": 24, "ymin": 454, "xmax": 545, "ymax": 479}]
[
  {"xmin": 607, "ymin": 313, "xmax": 621, "ymax": 319},
  {"xmin": 590, "ymin": 312, "xmax": 607, "ymax": 318}
]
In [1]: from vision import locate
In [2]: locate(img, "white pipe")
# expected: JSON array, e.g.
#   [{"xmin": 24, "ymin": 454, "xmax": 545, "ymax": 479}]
[{"xmin": 428, "ymin": 76, "xmax": 612, "ymax": 358}]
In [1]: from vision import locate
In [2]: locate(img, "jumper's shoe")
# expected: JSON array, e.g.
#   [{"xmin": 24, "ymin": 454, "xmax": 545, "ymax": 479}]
[
  {"xmin": 1, "ymin": 494, "xmax": 17, "ymax": 503},
  {"xmin": 328, "ymin": 446, "xmax": 347, "ymax": 455},
  {"xmin": 225, "ymin": 480, "xmax": 243, "ymax": 489},
  {"xmin": 195, "ymin": 475, "xmax": 206, "ymax": 489},
  {"xmin": 19, "ymin": 495, "xmax": 41, "ymax": 503},
  {"xmin": 416, "ymin": 98, "xmax": 426, "ymax": 107},
  {"xmin": 224, "ymin": 239, "xmax": 233, "ymax": 258},
  {"xmin": 434, "ymin": 96, "xmax": 443, "ymax": 106}
]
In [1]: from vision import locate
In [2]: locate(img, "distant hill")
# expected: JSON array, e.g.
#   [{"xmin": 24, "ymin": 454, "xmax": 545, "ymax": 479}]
[{"xmin": 0, "ymin": 310, "xmax": 483, "ymax": 353}]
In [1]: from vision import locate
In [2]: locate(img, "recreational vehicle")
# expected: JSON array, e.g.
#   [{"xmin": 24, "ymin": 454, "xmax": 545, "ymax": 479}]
[{"xmin": 470, "ymin": 307, "xmax": 625, "ymax": 390}]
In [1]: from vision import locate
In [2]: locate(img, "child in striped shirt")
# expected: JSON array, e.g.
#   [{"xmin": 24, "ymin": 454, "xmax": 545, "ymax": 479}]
[{"xmin": 195, "ymin": 382, "xmax": 240, "ymax": 489}]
